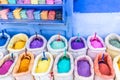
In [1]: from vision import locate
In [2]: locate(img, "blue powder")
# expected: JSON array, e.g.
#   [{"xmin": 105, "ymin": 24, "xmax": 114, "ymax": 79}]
[
  {"xmin": 0, "ymin": 37, "xmax": 7, "ymax": 46},
  {"xmin": 57, "ymin": 57, "xmax": 70, "ymax": 73}
]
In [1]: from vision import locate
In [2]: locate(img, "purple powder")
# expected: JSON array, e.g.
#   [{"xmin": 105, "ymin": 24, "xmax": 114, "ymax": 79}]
[
  {"xmin": 71, "ymin": 38, "xmax": 85, "ymax": 50},
  {"xmin": 26, "ymin": 10, "xmax": 34, "ymax": 20},
  {"xmin": 17, "ymin": 0, "xmax": 24, "ymax": 4},
  {"xmin": 0, "ymin": 60, "xmax": 14, "ymax": 75},
  {"xmin": 30, "ymin": 38, "xmax": 44, "ymax": 48},
  {"xmin": 77, "ymin": 60, "xmax": 91, "ymax": 77}
]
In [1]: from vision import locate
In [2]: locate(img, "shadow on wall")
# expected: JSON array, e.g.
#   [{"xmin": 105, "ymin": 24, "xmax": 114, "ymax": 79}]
[{"xmin": 73, "ymin": 0, "xmax": 120, "ymax": 38}]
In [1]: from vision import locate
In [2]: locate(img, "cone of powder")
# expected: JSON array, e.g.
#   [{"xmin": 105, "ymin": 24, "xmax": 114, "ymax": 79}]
[
  {"xmin": 55, "ymin": 11, "xmax": 62, "ymax": 20},
  {"xmin": 8, "ymin": 0, "xmax": 16, "ymax": 4},
  {"xmin": 34, "ymin": 11, "xmax": 40, "ymax": 19},
  {"xmin": 0, "ymin": 0, "xmax": 8, "ymax": 4},
  {"xmin": 24, "ymin": 0, "xmax": 31, "ymax": 4},
  {"xmin": 30, "ymin": 38, "xmax": 43, "ymax": 48},
  {"xmin": 36, "ymin": 58, "xmax": 50, "ymax": 73},
  {"xmin": 17, "ymin": 0, "xmax": 24, "ymax": 4},
  {"xmin": 18, "ymin": 56, "xmax": 30, "ymax": 72},
  {"xmin": 38, "ymin": 0, "xmax": 45, "ymax": 4},
  {"xmin": 13, "ymin": 8, "xmax": 22, "ymax": 19},
  {"xmin": 0, "ymin": 60, "xmax": 13, "ymax": 75},
  {"xmin": 118, "ymin": 60, "xmax": 120, "ymax": 70},
  {"xmin": 57, "ymin": 58, "xmax": 70, "ymax": 73},
  {"xmin": 109, "ymin": 39, "xmax": 120, "ymax": 48},
  {"xmin": 20, "ymin": 10, "xmax": 27, "ymax": 19},
  {"xmin": 71, "ymin": 38, "xmax": 85, "ymax": 50},
  {"xmin": 8, "ymin": 12, "xmax": 14, "ymax": 19},
  {"xmin": 27, "ymin": 9, "xmax": 34, "ymax": 20},
  {"xmin": 31, "ymin": 0, "xmax": 38, "ymax": 4},
  {"xmin": 48, "ymin": 11, "xmax": 56, "ymax": 20},
  {"xmin": 77, "ymin": 60, "xmax": 91, "ymax": 77},
  {"xmin": 0, "ymin": 9, "xmax": 9, "ymax": 19},
  {"xmin": 14, "ymin": 40, "xmax": 26, "ymax": 49},
  {"xmin": 40, "ymin": 11, "xmax": 48, "ymax": 20},
  {"xmin": 54, "ymin": 0, "xmax": 62, "ymax": 4},
  {"xmin": 46, "ymin": 0, "xmax": 54, "ymax": 4}
]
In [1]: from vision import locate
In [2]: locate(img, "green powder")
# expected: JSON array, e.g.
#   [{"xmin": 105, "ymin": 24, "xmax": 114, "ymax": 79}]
[{"xmin": 109, "ymin": 39, "xmax": 120, "ymax": 48}]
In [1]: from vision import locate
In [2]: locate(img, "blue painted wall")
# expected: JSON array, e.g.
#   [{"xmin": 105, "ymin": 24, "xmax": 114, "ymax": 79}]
[{"xmin": 73, "ymin": 0, "xmax": 120, "ymax": 38}]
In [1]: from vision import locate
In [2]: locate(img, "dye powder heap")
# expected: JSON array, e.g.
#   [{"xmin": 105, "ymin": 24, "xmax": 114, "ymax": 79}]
[
  {"xmin": 118, "ymin": 60, "xmax": 120, "ymax": 70},
  {"xmin": 30, "ymin": 38, "xmax": 43, "ymax": 48},
  {"xmin": 57, "ymin": 57, "xmax": 70, "ymax": 73},
  {"xmin": 36, "ymin": 58, "xmax": 50, "ymax": 73},
  {"xmin": 71, "ymin": 38, "xmax": 85, "ymax": 50},
  {"xmin": 109, "ymin": 39, "xmax": 120, "ymax": 48},
  {"xmin": 0, "ymin": 36, "xmax": 7, "ymax": 46},
  {"xmin": 14, "ymin": 40, "xmax": 26, "ymax": 49},
  {"xmin": 99, "ymin": 58, "xmax": 110, "ymax": 75},
  {"xmin": 77, "ymin": 60, "xmax": 91, "ymax": 77},
  {"xmin": 91, "ymin": 38, "xmax": 103, "ymax": 48},
  {"xmin": 51, "ymin": 40, "xmax": 65, "ymax": 49},
  {"xmin": 0, "ymin": 60, "xmax": 13, "ymax": 75},
  {"xmin": 18, "ymin": 56, "xmax": 30, "ymax": 72}
]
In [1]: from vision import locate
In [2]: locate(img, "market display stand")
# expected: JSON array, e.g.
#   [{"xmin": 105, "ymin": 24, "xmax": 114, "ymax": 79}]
[{"xmin": 0, "ymin": 0, "xmax": 73, "ymax": 40}]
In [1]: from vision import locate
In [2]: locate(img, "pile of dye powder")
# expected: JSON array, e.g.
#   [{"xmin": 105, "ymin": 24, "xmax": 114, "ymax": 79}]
[
  {"xmin": 13, "ymin": 40, "xmax": 26, "ymax": 49},
  {"xmin": 0, "ymin": 36, "xmax": 7, "ymax": 46},
  {"xmin": 109, "ymin": 39, "xmax": 120, "ymax": 48},
  {"xmin": 99, "ymin": 63, "xmax": 110, "ymax": 75},
  {"xmin": 50, "ymin": 40, "xmax": 65, "ymax": 49},
  {"xmin": 36, "ymin": 58, "xmax": 50, "ymax": 73},
  {"xmin": 0, "ymin": 60, "xmax": 14, "ymax": 75},
  {"xmin": 118, "ymin": 60, "xmax": 120, "ymax": 70},
  {"xmin": 91, "ymin": 38, "xmax": 103, "ymax": 48},
  {"xmin": 71, "ymin": 38, "xmax": 85, "ymax": 50},
  {"xmin": 57, "ymin": 57, "xmax": 70, "ymax": 73},
  {"xmin": 18, "ymin": 56, "xmax": 30, "ymax": 72},
  {"xmin": 77, "ymin": 60, "xmax": 91, "ymax": 77},
  {"xmin": 30, "ymin": 38, "xmax": 44, "ymax": 48}
]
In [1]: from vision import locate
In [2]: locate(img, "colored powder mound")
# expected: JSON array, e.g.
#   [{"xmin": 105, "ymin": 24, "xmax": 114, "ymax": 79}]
[
  {"xmin": 18, "ymin": 57, "xmax": 30, "ymax": 72},
  {"xmin": 0, "ymin": 60, "xmax": 13, "ymax": 75},
  {"xmin": 71, "ymin": 38, "xmax": 85, "ymax": 50},
  {"xmin": 118, "ymin": 60, "xmax": 120, "ymax": 70},
  {"xmin": 14, "ymin": 40, "xmax": 26, "ymax": 49},
  {"xmin": 57, "ymin": 57, "xmax": 70, "ymax": 73},
  {"xmin": 109, "ymin": 39, "xmax": 120, "ymax": 48},
  {"xmin": 99, "ymin": 63, "xmax": 110, "ymax": 75},
  {"xmin": 91, "ymin": 39, "xmax": 103, "ymax": 48},
  {"xmin": 50, "ymin": 40, "xmax": 65, "ymax": 49},
  {"xmin": 77, "ymin": 60, "xmax": 91, "ymax": 77},
  {"xmin": 36, "ymin": 58, "xmax": 50, "ymax": 73},
  {"xmin": 30, "ymin": 38, "xmax": 43, "ymax": 48},
  {"xmin": 0, "ymin": 37, "xmax": 7, "ymax": 46}
]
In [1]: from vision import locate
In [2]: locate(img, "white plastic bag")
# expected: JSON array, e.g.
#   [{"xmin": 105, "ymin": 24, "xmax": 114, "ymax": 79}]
[
  {"xmin": 74, "ymin": 55, "xmax": 94, "ymax": 80},
  {"xmin": 0, "ymin": 53, "xmax": 18, "ymax": 80},
  {"xmin": 7, "ymin": 33, "xmax": 28, "ymax": 55},
  {"xmin": 26, "ymin": 34, "xmax": 47, "ymax": 56},
  {"xmin": 113, "ymin": 55, "xmax": 120, "ymax": 80},
  {"xmin": 68, "ymin": 36, "xmax": 87, "ymax": 58},
  {"xmin": 32, "ymin": 52, "xmax": 54, "ymax": 80},
  {"xmin": 87, "ymin": 34, "xmax": 106, "ymax": 60},
  {"xmin": 53, "ymin": 52, "xmax": 74, "ymax": 80},
  {"xmin": 47, "ymin": 35, "xmax": 68, "ymax": 58},
  {"xmin": 105, "ymin": 33, "xmax": 120, "ymax": 59}
]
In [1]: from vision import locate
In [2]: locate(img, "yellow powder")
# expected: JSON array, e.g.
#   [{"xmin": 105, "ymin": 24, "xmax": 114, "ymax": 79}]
[
  {"xmin": 14, "ymin": 40, "xmax": 25, "ymax": 49},
  {"xmin": 13, "ymin": 8, "xmax": 22, "ymax": 19},
  {"xmin": 118, "ymin": 60, "xmax": 120, "ymax": 70},
  {"xmin": 36, "ymin": 58, "xmax": 50, "ymax": 73},
  {"xmin": 1, "ymin": 0, "xmax": 8, "ymax": 4},
  {"xmin": 18, "ymin": 58, "xmax": 30, "ymax": 72}
]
